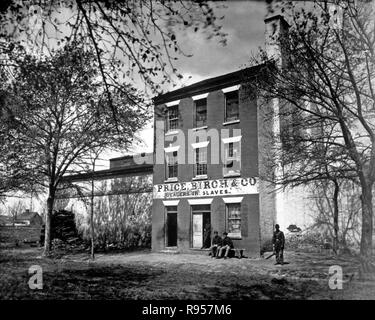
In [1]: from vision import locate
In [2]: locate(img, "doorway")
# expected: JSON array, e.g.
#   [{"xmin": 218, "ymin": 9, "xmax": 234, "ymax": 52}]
[
  {"xmin": 191, "ymin": 205, "xmax": 211, "ymax": 249},
  {"xmin": 166, "ymin": 206, "xmax": 177, "ymax": 247}
]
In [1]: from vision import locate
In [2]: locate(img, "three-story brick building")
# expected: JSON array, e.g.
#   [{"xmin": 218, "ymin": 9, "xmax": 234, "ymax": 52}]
[
  {"xmin": 150, "ymin": 15, "xmax": 307, "ymax": 257},
  {"xmin": 152, "ymin": 64, "xmax": 276, "ymax": 257}
]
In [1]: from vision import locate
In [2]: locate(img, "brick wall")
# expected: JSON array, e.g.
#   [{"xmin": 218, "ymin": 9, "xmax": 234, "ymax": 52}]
[
  {"xmin": 152, "ymin": 83, "xmax": 262, "ymax": 256},
  {"xmin": 257, "ymin": 96, "xmax": 277, "ymax": 246}
]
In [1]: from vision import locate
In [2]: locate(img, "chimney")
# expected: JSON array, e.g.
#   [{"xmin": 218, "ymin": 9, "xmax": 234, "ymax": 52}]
[
  {"xmin": 264, "ymin": 14, "xmax": 289, "ymax": 66},
  {"xmin": 263, "ymin": 15, "xmax": 289, "ymax": 233}
]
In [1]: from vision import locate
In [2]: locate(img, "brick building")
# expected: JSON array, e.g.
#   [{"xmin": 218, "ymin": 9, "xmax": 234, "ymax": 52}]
[
  {"xmin": 152, "ymin": 67, "xmax": 269, "ymax": 257},
  {"xmin": 149, "ymin": 16, "xmax": 295, "ymax": 256},
  {"xmin": 149, "ymin": 14, "xmax": 311, "ymax": 257}
]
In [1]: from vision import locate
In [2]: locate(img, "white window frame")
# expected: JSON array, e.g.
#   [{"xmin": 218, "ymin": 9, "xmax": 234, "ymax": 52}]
[
  {"xmin": 224, "ymin": 88, "xmax": 240, "ymax": 123},
  {"xmin": 225, "ymin": 198, "xmax": 243, "ymax": 239},
  {"xmin": 163, "ymin": 200, "xmax": 180, "ymax": 206},
  {"xmin": 166, "ymin": 103, "xmax": 179, "ymax": 132},
  {"xmin": 191, "ymin": 141, "xmax": 209, "ymax": 179},
  {"xmin": 187, "ymin": 198, "xmax": 213, "ymax": 205},
  {"xmin": 222, "ymin": 136, "xmax": 241, "ymax": 177},
  {"xmin": 164, "ymin": 145, "xmax": 179, "ymax": 181},
  {"xmin": 193, "ymin": 98, "xmax": 207, "ymax": 129}
]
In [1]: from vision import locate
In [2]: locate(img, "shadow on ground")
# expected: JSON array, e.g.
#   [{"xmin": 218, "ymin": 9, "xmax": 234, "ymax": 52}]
[{"xmin": 0, "ymin": 247, "xmax": 372, "ymax": 300}]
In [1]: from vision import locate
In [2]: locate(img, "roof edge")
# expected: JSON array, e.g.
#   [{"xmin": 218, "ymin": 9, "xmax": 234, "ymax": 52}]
[
  {"xmin": 153, "ymin": 64, "xmax": 264, "ymax": 105},
  {"xmin": 62, "ymin": 164, "xmax": 153, "ymax": 183},
  {"xmin": 264, "ymin": 14, "xmax": 290, "ymax": 27}
]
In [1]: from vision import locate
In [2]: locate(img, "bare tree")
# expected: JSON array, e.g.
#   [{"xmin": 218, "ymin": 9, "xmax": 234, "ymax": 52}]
[
  {"xmin": 87, "ymin": 149, "xmax": 104, "ymax": 260},
  {"xmin": 309, "ymin": 179, "xmax": 362, "ymax": 253},
  {"xmin": 0, "ymin": 133, "xmax": 35, "ymax": 197},
  {"xmin": 57, "ymin": 173, "xmax": 152, "ymax": 250},
  {"xmin": 7, "ymin": 200, "xmax": 25, "ymax": 225},
  {"xmin": 253, "ymin": 0, "xmax": 375, "ymax": 266},
  {"xmin": 0, "ymin": 71, "xmax": 39, "ymax": 198},
  {"xmin": 4, "ymin": 43, "xmax": 149, "ymax": 255},
  {"xmin": 0, "ymin": 0, "xmax": 227, "ymax": 98},
  {"xmin": 310, "ymin": 179, "xmax": 345, "ymax": 254}
]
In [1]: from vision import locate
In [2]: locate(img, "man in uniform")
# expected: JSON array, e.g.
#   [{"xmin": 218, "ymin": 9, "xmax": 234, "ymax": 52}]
[{"xmin": 272, "ymin": 224, "xmax": 285, "ymax": 265}]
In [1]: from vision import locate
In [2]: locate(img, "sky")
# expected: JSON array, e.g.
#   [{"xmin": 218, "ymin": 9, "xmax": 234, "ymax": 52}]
[
  {"xmin": 5, "ymin": 0, "xmax": 269, "ymax": 170},
  {"xmin": 113, "ymin": 0, "xmax": 269, "ymax": 165},
  {"xmin": 170, "ymin": 1, "xmax": 268, "ymax": 86}
]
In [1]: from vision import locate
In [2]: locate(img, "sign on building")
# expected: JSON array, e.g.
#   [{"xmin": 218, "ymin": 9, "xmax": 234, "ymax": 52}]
[{"xmin": 153, "ymin": 177, "xmax": 259, "ymax": 199}]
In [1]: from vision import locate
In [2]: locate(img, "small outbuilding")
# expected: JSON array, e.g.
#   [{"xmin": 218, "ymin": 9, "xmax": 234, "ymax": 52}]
[{"xmin": 15, "ymin": 210, "xmax": 43, "ymax": 226}]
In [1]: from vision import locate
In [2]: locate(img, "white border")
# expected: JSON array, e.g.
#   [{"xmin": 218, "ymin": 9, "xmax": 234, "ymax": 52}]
[
  {"xmin": 191, "ymin": 141, "xmax": 210, "ymax": 149},
  {"xmin": 165, "ymin": 100, "xmax": 180, "ymax": 107},
  {"xmin": 187, "ymin": 198, "xmax": 213, "ymax": 205},
  {"xmin": 222, "ymin": 197, "xmax": 244, "ymax": 204},
  {"xmin": 222, "ymin": 85, "xmax": 240, "ymax": 93},
  {"xmin": 192, "ymin": 93, "xmax": 209, "ymax": 101},
  {"xmin": 162, "ymin": 200, "xmax": 180, "ymax": 206},
  {"xmin": 222, "ymin": 135, "xmax": 242, "ymax": 144},
  {"xmin": 164, "ymin": 145, "xmax": 180, "ymax": 153}
]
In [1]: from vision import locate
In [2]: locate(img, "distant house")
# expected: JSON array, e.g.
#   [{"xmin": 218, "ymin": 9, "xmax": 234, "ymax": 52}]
[
  {"xmin": 0, "ymin": 215, "xmax": 13, "ymax": 226},
  {"xmin": 15, "ymin": 210, "xmax": 43, "ymax": 226},
  {"xmin": 0, "ymin": 210, "xmax": 43, "ymax": 227},
  {"xmin": 0, "ymin": 210, "xmax": 43, "ymax": 244}
]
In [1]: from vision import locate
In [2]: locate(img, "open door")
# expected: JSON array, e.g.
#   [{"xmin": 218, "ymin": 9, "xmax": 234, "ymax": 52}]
[
  {"xmin": 191, "ymin": 205, "xmax": 211, "ymax": 249},
  {"xmin": 192, "ymin": 214, "xmax": 203, "ymax": 248}
]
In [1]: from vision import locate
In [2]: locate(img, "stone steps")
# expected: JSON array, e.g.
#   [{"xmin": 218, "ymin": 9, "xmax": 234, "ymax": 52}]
[{"xmin": 160, "ymin": 247, "xmax": 180, "ymax": 254}]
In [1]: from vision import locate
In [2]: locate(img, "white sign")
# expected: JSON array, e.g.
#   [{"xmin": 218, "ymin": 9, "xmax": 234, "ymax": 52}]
[{"xmin": 153, "ymin": 177, "xmax": 259, "ymax": 199}]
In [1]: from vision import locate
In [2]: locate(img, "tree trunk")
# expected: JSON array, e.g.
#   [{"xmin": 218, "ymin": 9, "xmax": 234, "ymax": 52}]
[
  {"xmin": 360, "ymin": 184, "xmax": 373, "ymax": 258},
  {"xmin": 90, "ymin": 159, "xmax": 96, "ymax": 260},
  {"xmin": 90, "ymin": 174, "xmax": 95, "ymax": 260},
  {"xmin": 43, "ymin": 187, "xmax": 55, "ymax": 256},
  {"xmin": 358, "ymin": 183, "xmax": 375, "ymax": 279},
  {"xmin": 332, "ymin": 179, "xmax": 340, "ymax": 255}
]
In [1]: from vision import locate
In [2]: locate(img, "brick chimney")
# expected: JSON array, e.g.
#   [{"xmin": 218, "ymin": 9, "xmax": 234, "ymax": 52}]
[
  {"xmin": 264, "ymin": 14, "xmax": 289, "ymax": 66},
  {"xmin": 261, "ymin": 14, "xmax": 290, "ymax": 235}
]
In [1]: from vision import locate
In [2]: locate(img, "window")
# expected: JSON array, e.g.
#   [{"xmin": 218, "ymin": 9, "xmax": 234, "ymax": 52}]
[
  {"xmin": 195, "ymin": 147, "xmax": 207, "ymax": 177},
  {"xmin": 166, "ymin": 151, "xmax": 178, "ymax": 180},
  {"xmin": 225, "ymin": 91, "xmax": 239, "ymax": 122},
  {"xmin": 194, "ymin": 98, "xmax": 207, "ymax": 128},
  {"xmin": 167, "ymin": 105, "xmax": 178, "ymax": 131},
  {"xmin": 223, "ymin": 141, "xmax": 241, "ymax": 176},
  {"xmin": 226, "ymin": 203, "xmax": 241, "ymax": 238}
]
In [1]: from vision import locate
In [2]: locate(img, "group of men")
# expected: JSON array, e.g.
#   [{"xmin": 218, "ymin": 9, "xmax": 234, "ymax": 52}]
[
  {"xmin": 209, "ymin": 231, "xmax": 234, "ymax": 259},
  {"xmin": 208, "ymin": 224, "xmax": 285, "ymax": 264}
]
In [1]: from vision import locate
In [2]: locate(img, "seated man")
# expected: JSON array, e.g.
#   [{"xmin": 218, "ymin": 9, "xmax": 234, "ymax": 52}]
[
  {"xmin": 216, "ymin": 232, "xmax": 234, "ymax": 259},
  {"xmin": 209, "ymin": 231, "xmax": 222, "ymax": 258}
]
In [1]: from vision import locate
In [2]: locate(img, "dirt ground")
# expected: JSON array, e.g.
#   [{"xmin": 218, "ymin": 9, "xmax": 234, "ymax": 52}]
[{"xmin": 0, "ymin": 247, "xmax": 374, "ymax": 300}]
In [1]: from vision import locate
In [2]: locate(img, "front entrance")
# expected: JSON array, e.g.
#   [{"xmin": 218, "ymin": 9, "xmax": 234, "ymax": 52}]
[
  {"xmin": 166, "ymin": 206, "xmax": 177, "ymax": 247},
  {"xmin": 192, "ymin": 205, "xmax": 211, "ymax": 249}
]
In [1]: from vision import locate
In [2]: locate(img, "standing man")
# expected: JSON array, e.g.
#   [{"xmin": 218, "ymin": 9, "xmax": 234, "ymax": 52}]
[
  {"xmin": 202, "ymin": 222, "xmax": 212, "ymax": 249},
  {"xmin": 217, "ymin": 232, "xmax": 234, "ymax": 259},
  {"xmin": 272, "ymin": 224, "xmax": 285, "ymax": 265},
  {"xmin": 209, "ymin": 231, "xmax": 222, "ymax": 257}
]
